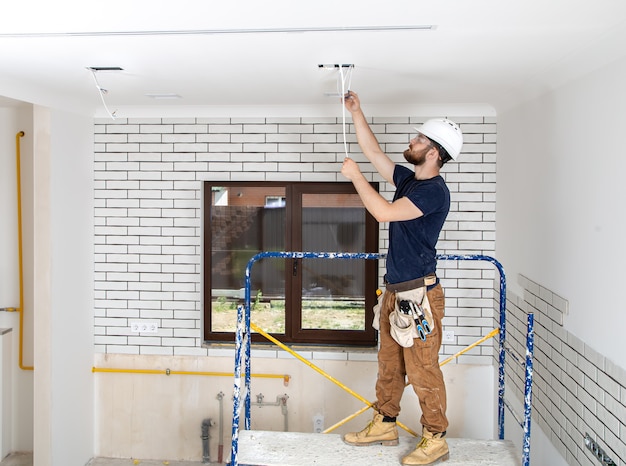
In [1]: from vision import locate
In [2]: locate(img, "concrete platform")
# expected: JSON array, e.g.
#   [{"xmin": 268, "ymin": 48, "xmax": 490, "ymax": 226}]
[
  {"xmin": 0, "ymin": 453, "xmax": 222, "ymax": 466},
  {"xmin": 237, "ymin": 430, "xmax": 521, "ymax": 466}
]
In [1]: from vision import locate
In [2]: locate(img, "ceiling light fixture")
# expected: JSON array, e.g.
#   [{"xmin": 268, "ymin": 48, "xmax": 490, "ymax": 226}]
[{"xmin": 0, "ymin": 25, "xmax": 435, "ymax": 38}]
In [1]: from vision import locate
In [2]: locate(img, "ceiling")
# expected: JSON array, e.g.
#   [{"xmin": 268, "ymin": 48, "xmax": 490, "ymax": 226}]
[{"xmin": 1, "ymin": 0, "xmax": 626, "ymax": 116}]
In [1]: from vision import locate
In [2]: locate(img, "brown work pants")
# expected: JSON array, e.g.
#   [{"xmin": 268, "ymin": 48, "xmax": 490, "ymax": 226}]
[{"xmin": 374, "ymin": 283, "xmax": 448, "ymax": 434}]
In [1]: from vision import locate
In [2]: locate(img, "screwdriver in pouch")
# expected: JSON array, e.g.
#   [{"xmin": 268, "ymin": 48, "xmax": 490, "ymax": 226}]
[
  {"xmin": 399, "ymin": 300, "xmax": 427, "ymax": 341},
  {"xmin": 409, "ymin": 301, "xmax": 432, "ymax": 335}
]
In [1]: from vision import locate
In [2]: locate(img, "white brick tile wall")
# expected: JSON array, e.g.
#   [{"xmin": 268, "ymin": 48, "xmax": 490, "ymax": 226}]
[{"xmin": 94, "ymin": 115, "xmax": 497, "ymax": 362}]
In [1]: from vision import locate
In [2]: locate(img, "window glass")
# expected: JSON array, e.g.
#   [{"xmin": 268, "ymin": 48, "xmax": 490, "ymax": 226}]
[
  {"xmin": 210, "ymin": 186, "xmax": 286, "ymax": 333},
  {"xmin": 301, "ymin": 193, "xmax": 366, "ymax": 330}
]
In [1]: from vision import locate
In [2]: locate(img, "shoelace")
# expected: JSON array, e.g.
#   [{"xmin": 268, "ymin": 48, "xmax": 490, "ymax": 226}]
[{"xmin": 416, "ymin": 437, "xmax": 430, "ymax": 449}]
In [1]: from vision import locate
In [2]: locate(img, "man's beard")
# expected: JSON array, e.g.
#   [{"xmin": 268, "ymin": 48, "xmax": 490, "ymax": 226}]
[{"xmin": 403, "ymin": 146, "xmax": 430, "ymax": 166}]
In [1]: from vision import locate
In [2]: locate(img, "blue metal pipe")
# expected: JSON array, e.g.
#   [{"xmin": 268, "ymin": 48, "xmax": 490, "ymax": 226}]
[
  {"xmin": 436, "ymin": 254, "xmax": 508, "ymax": 440},
  {"xmin": 522, "ymin": 313, "xmax": 535, "ymax": 466},
  {"xmin": 229, "ymin": 304, "xmax": 246, "ymax": 466}
]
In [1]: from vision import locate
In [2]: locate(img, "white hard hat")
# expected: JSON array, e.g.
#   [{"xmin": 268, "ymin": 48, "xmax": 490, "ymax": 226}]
[{"xmin": 414, "ymin": 119, "xmax": 463, "ymax": 160}]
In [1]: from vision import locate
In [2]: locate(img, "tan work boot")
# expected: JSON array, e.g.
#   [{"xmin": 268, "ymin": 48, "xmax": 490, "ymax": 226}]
[
  {"xmin": 343, "ymin": 413, "xmax": 399, "ymax": 446},
  {"xmin": 401, "ymin": 428, "xmax": 449, "ymax": 465}
]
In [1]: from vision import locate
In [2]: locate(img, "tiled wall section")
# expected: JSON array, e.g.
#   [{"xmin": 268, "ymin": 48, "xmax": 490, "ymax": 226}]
[
  {"xmin": 94, "ymin": 115, "xmax": 497, "ymax": 360},
  {"xmin": 502, "ymin": 274, "xmax": 626, "ymax": 465}
]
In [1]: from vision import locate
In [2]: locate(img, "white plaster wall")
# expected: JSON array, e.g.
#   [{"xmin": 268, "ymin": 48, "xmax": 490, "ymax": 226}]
[
  {"xmin": 2, "ymin": 103, "xmax": 95, "ymax": 464},
  {"xmin": 0, "ymin": 108, "xmax": 21, "ymax": 311},
  {"xmin": 94, "ymin": 353, "xmax": 495, "ymax": 462},
  {"xmin": 0, "ymin": 104, "xmax": 34, "ymax": 453},
  {"xmin": 49, "ymin": 109, "xmax": 95, "ymax": 465},
  {"xmin": 497, "ymin": 55, "xmax": 626, "ymax": 369},
  {"xmin": 32, "ymin": 105, "xmax": 53, "ymax": 466},
  {"xmin": 31, "ymin": 107, "xmax": 95, "ymax": 466},
  {"xmin": 497, "ymin": 54, "xmax": 626, "ymax": 465}
]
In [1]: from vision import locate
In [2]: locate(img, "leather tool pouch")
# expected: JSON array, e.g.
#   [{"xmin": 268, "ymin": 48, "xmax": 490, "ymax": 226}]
[{"xmin": 390, "ymin": 287, "xmax": 433, "ymax": 347}]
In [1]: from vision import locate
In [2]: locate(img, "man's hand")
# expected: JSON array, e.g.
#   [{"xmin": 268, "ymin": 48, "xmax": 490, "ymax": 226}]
[
  {"xmin": 341, "ymin": 156, "xmax": 362, "ymax": 181},
  {"xmin": 341, "ymin": 89, "xmax": 396, "ymax": 185},
  {"xmin": 343, "ymin": 90, "xmax": 360, "ymax": 114}
]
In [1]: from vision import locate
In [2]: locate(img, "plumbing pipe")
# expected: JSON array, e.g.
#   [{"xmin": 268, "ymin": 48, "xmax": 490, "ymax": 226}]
[
  {"xmin": 4, "ymin": 132, "xmax": 32, "ymax": 371},
  {"xmin": 217, "ymin": 391, "xmax": 225, "ymax": 463},
  {"xmin": 91, "ymin": 366, "xmax": 290, "ymax": 384},
  {"xmin": 251, "ymin": 393, "xmax": 289, "ymax": 432},
  {"xmin": 279, "ymin": 394, "xmax": 289, "ymax": 432},
  {"xmin": 201, "ymin": 418, "xmax": 213, "ymax": 464}
]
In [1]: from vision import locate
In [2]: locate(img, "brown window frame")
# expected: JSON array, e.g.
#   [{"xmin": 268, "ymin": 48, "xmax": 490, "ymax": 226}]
[{"xmin": 203, "ymin": 181, "xmax": 379, "ymax": 347}]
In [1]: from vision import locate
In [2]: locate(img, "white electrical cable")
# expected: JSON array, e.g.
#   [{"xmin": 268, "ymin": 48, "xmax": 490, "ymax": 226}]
[
  {"xmin": 338, "ymin": 65, "xmax": 354, "ymax": 159},
  {"xmin": 89, "ymin": 69, "xmax": 117, "ymax": 120}
]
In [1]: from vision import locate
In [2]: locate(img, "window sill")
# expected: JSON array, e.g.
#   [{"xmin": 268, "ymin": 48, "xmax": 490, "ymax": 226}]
[{"xmin": 202, "ymin": 341, "xmax": 378, "ymax": 362}]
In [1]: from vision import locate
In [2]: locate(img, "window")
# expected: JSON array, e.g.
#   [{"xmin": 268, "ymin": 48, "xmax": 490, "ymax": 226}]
[{"xmin": 203, "ymin": 182, "xmax": 379, "ymax": 346}]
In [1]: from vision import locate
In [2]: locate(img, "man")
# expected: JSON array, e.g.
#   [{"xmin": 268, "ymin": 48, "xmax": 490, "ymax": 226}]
[{"xmin": 340, "ymin": 91, "xmax": 463, "ymax": 465}]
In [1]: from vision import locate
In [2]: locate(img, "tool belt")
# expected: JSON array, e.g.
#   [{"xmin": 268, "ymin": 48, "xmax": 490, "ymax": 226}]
[
  {"xmin": 384, "ymin": 274, "xmax": 437, "ymax": 292},
  {"xmin": 383, "ymin": 275, "xmax": 436, "ymax": 347}
]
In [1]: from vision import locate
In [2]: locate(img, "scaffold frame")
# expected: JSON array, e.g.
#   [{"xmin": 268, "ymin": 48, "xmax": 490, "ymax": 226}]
[{"xmin": 228, "ymin": 252, "xmax": 534, "ymax": 466}]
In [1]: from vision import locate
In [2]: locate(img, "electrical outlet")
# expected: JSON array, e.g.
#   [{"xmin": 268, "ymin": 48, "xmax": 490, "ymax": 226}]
[
  {"xmin": 584, "ymin": 433, "xmax": 616, "ymax": 466},
  {"xmin": 130, "ymin": 320, "xmax": 159, "ymax": 333},
  {"xmin": 313, "ymin": 414, "xmax": 324, "ymax": 433},
  {"xmin": 442, "ymin": 330, "xmax": 455, "ymax": 343}
]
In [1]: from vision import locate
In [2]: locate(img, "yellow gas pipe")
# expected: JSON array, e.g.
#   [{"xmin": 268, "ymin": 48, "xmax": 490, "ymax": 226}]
[
  {"xmin": 92, "ymin": 366, "xmax": 291, "ymax": 385},
  {"xmin": 4, "ymin": 132, "xmax": 32, "ymax": 371}
]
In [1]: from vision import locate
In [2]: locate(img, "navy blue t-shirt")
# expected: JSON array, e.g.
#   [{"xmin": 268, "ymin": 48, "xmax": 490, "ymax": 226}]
[{"xmin": 385, "ymin": 165, "xmax": 450, "ymax": 284}]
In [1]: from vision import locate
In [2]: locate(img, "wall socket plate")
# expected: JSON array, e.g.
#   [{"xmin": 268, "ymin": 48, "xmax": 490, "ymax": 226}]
[
  {"xmin": 442, "ymin": 330, "xmax": 455, "ymax": 343},
  {"xmin": 313, "ymin": 414, "xmax": 324, "ymax": 433},
  {"xmin": 130, "ymin": 320, "xmax": 159, "ymax": 333}
]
